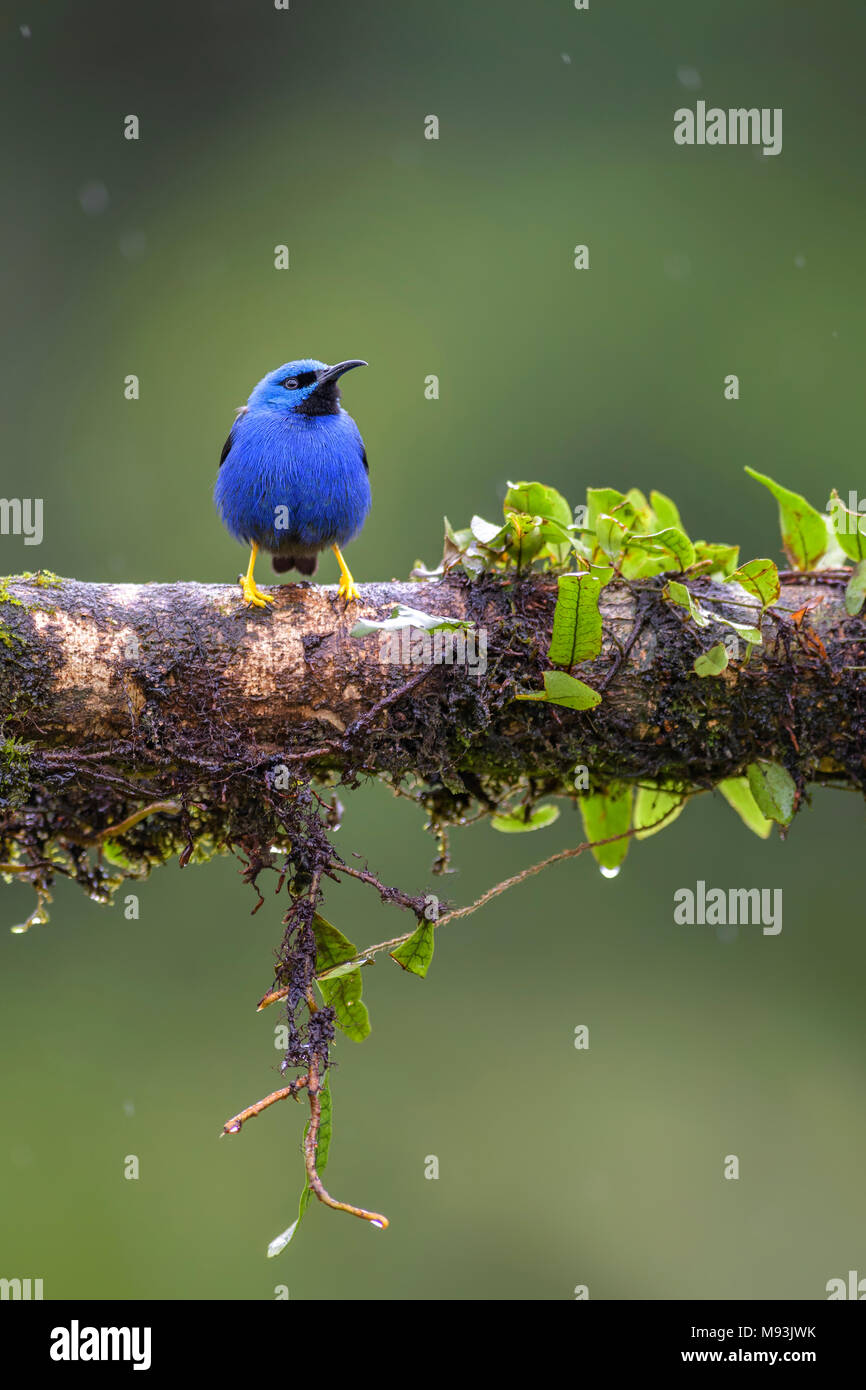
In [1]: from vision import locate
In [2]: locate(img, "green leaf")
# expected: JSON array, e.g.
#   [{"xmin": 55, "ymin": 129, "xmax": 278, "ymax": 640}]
[
  {"xmin": 101, "ymin": 840, "xmax": 137, "ymax": 870},
  {"xmin": 515, "ymin": 670, "xmax": 601, "ymax": 711},
  {"xmin": 548, "ymin": 573, "xmax": 603, "ymax": 666},
  {"xmin": 503, "ymin": 513, "xmax": 546, "ymax": 566},
  {"xmin": 470, "ymin": 514, "xmax": 510, "ymax": 547},
  {"xmin": 717, "ymin": 778, "xmax": 773, "ymax": 839},
  {"xmin": 585, "ymin": 487, "xmax": 627, "ymax": 534},
  {"xmin": 596, "ymin": 512, "xmax": 630, "ymax": 558},
  {"xmin": 313, "ymin": 914, "xmax": 371, "ymax": 1042},
  {"xmin": 665, "ymin": 580, "xmax": 763, "ymax": 646},
  {"xmin": 729, "ymin": 558, "xmax": 780, "ymax": 610},
  {"xmin": 744, "ymin": 467, "xmax": 827, "ymax": 571},
  {"xmin": 267, "ymin": 1073, "xmax": 333, "ymax": 1257},
  {"xmin": 693, "ymin": 642, "xmax": 729, "ymax": 677},
  {"xmin": 491, "ymin": 803, "xmax": 560, "ymax": 833},
  {"xmin": 351, "ymin": 604, "xmax": 474, "ymax": 637},
  {"xmin": 664, "ymin": 580, "xmax": 710, "ymax": 627},
  {"xmin": 624, "ymin": 488, "xmax": 655, "ymax": 532},
  {"xmin": 504, "ymin": 481, "xmax": 572, "ymax": 529},
  {"xmin": 579, "ymin": 784, "xmax": 633, "ymax": 871},
  {"xmin": 692, "ymin": 541, "xmax": 740, "ymax": 577},
  {"xmin": 746, "ymin": 761, "xmax": 796, "ymax": 826},
  {"xmin": 634, "ymin": 783, "xmax": 687, "ymax": 839},
  {"xmin": 442, "ymin": 517, "xmax": 485, "ymax": 575},
  {"xmin": 629, "ymin": 526, "xmax": 695, "ymax": 572},
  {"xmin": 827, "ymin": 490, "xmax": 866, "ymax": 562},
  {"xmin": 390, "ymin": 920, "xmax": 435, "ymax": 977},
  {"xmin": 650, "ymin": 490, "xmax": 683, "ymax": 531},
  {"xmin": 845, "ymin": 559, "xmax": 866, "ymax": 617}
]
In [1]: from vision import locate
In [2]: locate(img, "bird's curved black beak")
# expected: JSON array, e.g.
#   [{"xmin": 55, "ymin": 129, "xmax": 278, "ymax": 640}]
[{"xmin": 317, "ymin": 359, "xmax": 368, "ymax": 385}]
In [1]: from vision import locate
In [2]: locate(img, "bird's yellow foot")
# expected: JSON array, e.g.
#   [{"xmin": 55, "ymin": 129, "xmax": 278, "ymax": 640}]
[
  {"xmin": 238, "ymin": 574, "xmax": 275, "ymax": 608},
  {"xmin": 238, "ymin": 543, "xmax": 275, "ymax": 608},
  {"xmin": 332, "ymin": 544, "xmax": 360, "ymax": 603},
  {"xmin": 337, "ymin": 570, "xmax": 360, "ymax": 602}
]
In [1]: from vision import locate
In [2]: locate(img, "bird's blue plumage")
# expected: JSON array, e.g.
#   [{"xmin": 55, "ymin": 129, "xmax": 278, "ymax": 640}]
[{"xmin": 214, "ymin": 358, "xmax": 371, "ymax": 562}]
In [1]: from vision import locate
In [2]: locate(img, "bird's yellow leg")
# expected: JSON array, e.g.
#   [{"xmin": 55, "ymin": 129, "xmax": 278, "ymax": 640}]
[
  {"xmin": 238, "ymin": 544, "xmax": 275, "ymax": 608},
  {"xmin": 332, "ymin": 544, "xmax": 360, "ymax": 602}
]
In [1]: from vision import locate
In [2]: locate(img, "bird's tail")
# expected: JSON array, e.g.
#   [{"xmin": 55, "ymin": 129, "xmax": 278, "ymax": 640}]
[{"xmin": 272, "ymin": 555, "xmax": 318, "ymax": 576}]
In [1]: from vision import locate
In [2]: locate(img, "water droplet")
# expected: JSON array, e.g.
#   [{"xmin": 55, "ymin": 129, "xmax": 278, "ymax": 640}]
[
  {"xmin": 370, "ymin": 1220, "xmax": 385, "ymax": 1229},
  {"xmin": 78, "ymin": 181, "xmax": 109, "ymax": 216},
  {"xmin": 676, "ymin": 65, "xmax": 702, "ymax": 90},
  {"xmin": 123, "ymin": 1101, "xmax": 135, "ymax": 1117},
  {"xmin": 599, "ymin": 865, "xmax": 620, "ymax": 880},
  {"xmin": 10, "ymin": 923, "xmax": 28, "ymax": 935},
  {"xmin": 227, "ymin": 1122, "xmax": 241, "ymax": 1134},
  {"xmin": 794, "ymin": 253, "xmax": 806, "ymax": 269}
]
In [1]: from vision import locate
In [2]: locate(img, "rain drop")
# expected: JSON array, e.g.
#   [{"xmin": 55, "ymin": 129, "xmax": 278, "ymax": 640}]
[{"xmin": 599, "ymin": 865, "xmax": 620, "ymax": 880}]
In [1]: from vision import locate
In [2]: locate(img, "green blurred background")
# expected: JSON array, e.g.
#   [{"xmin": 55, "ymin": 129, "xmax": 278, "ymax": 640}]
[{"xmin": 2, "ymin": 0, "xmax": 866, "ymax": 1300}]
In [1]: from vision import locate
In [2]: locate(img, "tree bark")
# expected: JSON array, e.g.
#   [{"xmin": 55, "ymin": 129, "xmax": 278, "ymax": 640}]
[{"xmin": 1, "ymin": 571, "xmax": 863, "ymax": 819}]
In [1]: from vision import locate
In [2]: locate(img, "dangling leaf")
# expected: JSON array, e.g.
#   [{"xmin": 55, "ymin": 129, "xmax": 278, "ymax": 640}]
[
  {"xmin": 634, "ymin": 783, "xmax": 687, "ymax": 839},
  {"xmin": 548, "ymin": 573, "xmax": 603, "ymax": 666},
  {"xmin": 744, "ymin": 468, "xmax": 827, "ymax": 570},
  {"xmin": 579, "ymin": 784, "xmax": 633, "ymax": 870},
  {"xmin": 313, "ymin": 914, "xmax": 371, "ymax": 1042},
  {"xmin": 515, "ymin": 670, "xmax": 601, "ymax": 711},
  {"xmin": 391, "ymin": 920, "xmax": 436, "ymax": 977},
  {"xmin": 491, "ymin": 803, "xmax": 560, "ymax": 833},
  {"xmin": 746, "ymin": 761, "xmax": 796, "ymax": 826},
  {"xmin": 717, "ymin": 778, "xmax": 773, "ymax": 839},
  {"xmin": 267, "ymin": 1072, "xmax": 333, "ymax": 1257}
]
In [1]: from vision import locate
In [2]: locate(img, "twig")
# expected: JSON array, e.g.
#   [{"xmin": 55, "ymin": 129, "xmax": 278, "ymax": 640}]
[
  {"xmin": 90, "ymin": 800, "xmax": 182, "ymax": 843},
  {"xmin": 293, "ymin": 807, "xmax": 688, "ymax": 978},
  {"xmin": 341, "ymin": 666, "xmax": 436, "ymax": 747},
  {"xmin": 303, "ymin": 1054, "xmax": 389, "ymax": 1229},
  {"xmin": 220, "ymin": 1078, "xmax": 309, "ymax": 1135}
]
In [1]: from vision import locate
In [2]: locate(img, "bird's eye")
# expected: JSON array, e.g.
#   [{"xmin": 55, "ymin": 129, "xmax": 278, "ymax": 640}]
[{"xmin": 282, "ymin": 377, "xmax": 298, "ymax": 390}]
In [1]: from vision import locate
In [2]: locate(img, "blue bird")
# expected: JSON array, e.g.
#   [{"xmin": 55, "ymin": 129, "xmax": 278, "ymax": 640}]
[{"xmin": 214, "ymin": 358, "xmax": 371, "ymax": 607}]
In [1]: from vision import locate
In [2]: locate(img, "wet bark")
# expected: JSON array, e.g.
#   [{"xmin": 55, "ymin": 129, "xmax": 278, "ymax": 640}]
[{"xmin": 1, "ymin": 570, "xmax": 864, "ymax": 808}]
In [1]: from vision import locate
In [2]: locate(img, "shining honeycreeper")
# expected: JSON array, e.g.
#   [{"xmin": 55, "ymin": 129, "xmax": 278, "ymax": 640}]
[{"xmin": 214, "ymin": 358, "xmax": 371, "ymax": 607}]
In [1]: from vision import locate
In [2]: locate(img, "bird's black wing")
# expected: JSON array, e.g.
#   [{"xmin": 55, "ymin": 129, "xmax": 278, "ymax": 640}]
[
  {"xmin": 362, "ymin": 446, "xmax": 369, "ymax": 474},
  {"xmin": 219, "ymin": 407, "xmax": 248, "ymax": 469}
]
